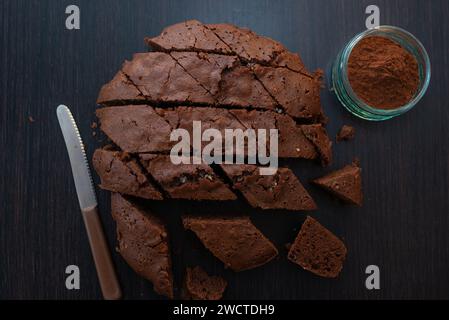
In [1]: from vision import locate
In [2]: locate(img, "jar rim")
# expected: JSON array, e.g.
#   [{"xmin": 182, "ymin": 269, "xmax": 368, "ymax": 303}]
[{"xmin": 339, "ymin": 25, "xmax": 431, "ymax": 117}]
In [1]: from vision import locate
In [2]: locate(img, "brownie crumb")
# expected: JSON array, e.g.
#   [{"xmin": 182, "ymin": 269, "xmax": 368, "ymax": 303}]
[
  {"xmin": 336, "ymin": 125, "xmax": 355, "ymax": 142},
  {"xmin": 90, "ymin": 121, "xmax": 97, "ymax": 129},
  {"xmin": 28, "ymin": 116, "xmax": 35, "ymax": 123}
]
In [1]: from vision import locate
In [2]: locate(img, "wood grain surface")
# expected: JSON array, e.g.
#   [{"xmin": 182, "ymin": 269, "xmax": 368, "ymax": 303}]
[{"xmin": 1, "ymin": 0, "xmax": 448, "ymax": 299}]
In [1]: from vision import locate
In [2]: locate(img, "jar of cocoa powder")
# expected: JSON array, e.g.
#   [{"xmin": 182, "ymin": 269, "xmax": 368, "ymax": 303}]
[{"xmin": 332, "ymin": 26, "xmax": 431, "ymax": 121}]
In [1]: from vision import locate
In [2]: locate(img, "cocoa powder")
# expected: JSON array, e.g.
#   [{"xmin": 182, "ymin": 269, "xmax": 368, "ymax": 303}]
[{"xmin": 347, "ymin": 36, "xmax": 419, "ymax": 110}]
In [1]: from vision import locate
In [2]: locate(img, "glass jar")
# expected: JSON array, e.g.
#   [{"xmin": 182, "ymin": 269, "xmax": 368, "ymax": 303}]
[{"xmin": 332, "ymin": 25, "xmax": 431, "ymax": 121}]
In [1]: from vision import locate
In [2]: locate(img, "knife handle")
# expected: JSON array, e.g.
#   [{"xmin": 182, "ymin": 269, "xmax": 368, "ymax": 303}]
[{"xmin": 82, "ymin": 206, "xmax": 122, "ymax": 300}]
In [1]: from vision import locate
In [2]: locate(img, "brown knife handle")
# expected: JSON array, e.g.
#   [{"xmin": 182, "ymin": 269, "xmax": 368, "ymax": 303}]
[{"xmin": 82, "ymin": 205, "xmax": 122, "ymax": 300}]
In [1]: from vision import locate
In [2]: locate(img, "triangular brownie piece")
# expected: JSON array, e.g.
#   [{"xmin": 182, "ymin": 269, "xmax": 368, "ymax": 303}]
[
  {"xmin": 220, "ymin": 164, "xmax": 317, "ymax": 210},
  {"xmin": 145, "ymin": 20, "xmax": 231, "ymax": 54},
  {"xmin": 301, "ymin": 124, "xmax": 333, "ymax": 166},
  {"xmin": 96, "ymin": 71, "xmax": 145, "ymax": 105},
  {"xmin": 111, "ymin": 193, "xmax": 173, "ymax": 298},
  {"xmin": 183, "ymin": 216, "xmax": 278, "ymax": 272},
  {"xmin": 96, "ymin": 105, "xmax": 173, "ymax": 153},
  {"xmin": 139, "ymin": 155, "xmax": 236, "ymax": 201},
  {"xmin": 288, "ymin": 216, "xmax": 347, "ymax": 278},
  {"xmin": 182, "ymin": 266, "xmax": 227, "ymax": 300},
  {"xmin": 312, "ymin": 162, "xmax": 362, "ymax": 206},
  {"xmin": 92, "ymin": 149, "xmax": 162, "ymax": 200}
]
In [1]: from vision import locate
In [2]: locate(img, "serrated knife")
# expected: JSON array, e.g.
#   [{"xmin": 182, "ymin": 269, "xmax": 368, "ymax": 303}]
[{"xmin": 56, "ymin": 104, "xmax": 122, "ymax": 300}]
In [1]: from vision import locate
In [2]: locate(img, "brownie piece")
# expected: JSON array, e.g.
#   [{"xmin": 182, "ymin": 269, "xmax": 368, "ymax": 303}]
[
  {"xmin": 301, "ymin": 124, "xmax": 333, "ymax": 166},
  {"xmin": 96, "ymin": 71, "xmax": 145, "ymax": 105},
  {"xmin": 183, "ymin": 216, "xmax": 278, "ymax": 271},
  {"xmin": 252, "ymin": 64, "xmax": 324, "ymax": 120},
  {"xmin": 139, "ymin": 154, "xmax": 236, "ymax": 201},
  {"xmin": 183, "ymin": 266, "xmax": 227, "ymax": 300},
  {"xmin": 312, "ymin": 162, "xmax": 362, "ymax": 206},
  {"xmin": 111, "ymin": 193, "xmax": 173, "ymax": 298},
  {"xmin": 336, "ymin": 125, "xmax": 355, "ymax": 142},
  {"xmin": 171, "ymin": 52, "xmax": 277, "ymax": 110},
  {"xmin": 220, "ymin": 164, "xmax": 317, "ymax": 211},
  {"xmin": 288, "ymin": 216, "xmax": 347, "ymax": 278},
  {"xmin": 96, "ymin": 105, "xmax": 173, "ymax": 153},
  {"xmin": 145, "ymin": 20, "xmax": 231, "ymax": 54},
  {"xmin": 92, "ymin": 149, "xmax": 162, "ymax": 200},
  {"xmin": 121, "ymin": 52, "xmax": 214, "ymax": 105},
  {"xmin": 230, "ymin": 109, "xmax": 318, "ymax": 159}
]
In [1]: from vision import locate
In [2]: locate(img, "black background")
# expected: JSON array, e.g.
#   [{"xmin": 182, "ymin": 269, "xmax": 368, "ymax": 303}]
[{"xmin": 1, "ymin": 0, "xmax": 448, "ymax": 300}]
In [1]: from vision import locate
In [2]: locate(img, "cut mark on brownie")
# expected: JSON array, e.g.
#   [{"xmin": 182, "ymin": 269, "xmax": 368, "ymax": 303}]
[{"xmin": 133, "ymin": 154, "xmax": 173, "ymax": 199}]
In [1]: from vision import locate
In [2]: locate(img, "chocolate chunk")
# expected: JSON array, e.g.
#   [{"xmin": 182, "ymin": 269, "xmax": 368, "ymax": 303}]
[
  {"xmin": 145, "ymin": 20, "xmax": 231, "ymax": 54},
  {"xmin": 230, "ymin": 109, "xmax": 318, "ymax": 159},
  {"xmin": 336, "ymin": 125, "xmax": 355, "ymax": 142},
  {"xmin": 139, "ymin": 154, "xmax": 236, "ymax": 201},
  {"xmin": 97, "ymin": 71, "xmax": 145, "ymax": 105},
  {"xmin": 288, "ymin": 216, "xmax": 347, "ymax": 278},
  {"xmin": 121, "ymin": 52, "xmax": 214, "ymax": 105},
  {"xmin": 182, "ymin": 266, "xmax": 227, "ymax": 300},
  {"xmin": 301, "ymin": 124, "xmax": 332, "ymax": 166},
  {"xmin": 111, "ymin": 193, "xmax": 173, "ymax": 298},
  {"xmin": 220, "ymin": 164, "xmax": 317, "ymax": 211},
  {"xmin": 92, "ymin": 149, "xmax": 163, "ymax": 200},
  {"xmin": 96, "ymin": 105, "xmax": 173, "ymax": 153},
  {"xmin": 183, "ymin": 216, "xmax": 278, "ymax": 271},
  {"xmin": 312, "ymin": 162, "xmax": 362, "ymax": 206},
  {"xmin": 253, "ymin": 65, "xmax": 324, "ymax": 120}
]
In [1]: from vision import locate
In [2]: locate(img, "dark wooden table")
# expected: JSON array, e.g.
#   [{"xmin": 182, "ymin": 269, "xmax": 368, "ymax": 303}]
[{"xmin": 1, "ymin": 0, "xmax": 448, "ymax": 300}]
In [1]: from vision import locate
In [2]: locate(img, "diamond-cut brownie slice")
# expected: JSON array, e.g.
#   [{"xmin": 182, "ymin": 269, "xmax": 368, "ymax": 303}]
[
  {"xmin": 220, "ymin": 164, "xmax": 317, "ymax": 211},
  {"xmin": 183, "ymin": 216, "xmax": 278, "ymax": 271},
  {"xmin": 111, "ymin": 193, "xmax": 173, "ymax": 298},
  {"xmin": 139, "ymin": 154, "xmax": 236, "ymax": 201},
  {"xmin": 301, "ymin": 124, "xmax": 333, "ymax": 166},
  {"xmin": 288, "ymin": 216, "xmax": 347, "ymax": 278},
  {"xmin": 312, "ymin": 162, "xmax": 362, "ymax": 206},
  {"xmin": 230, "ymin": 109, "xmax": 318, "ymax": 159},
  {"xmin": 182, "ymin": 266, "xmax": 227, "ymax": 300},
  {"xmin": 92, "ymin": 149, "xmax": 162, "ymax": 200},
  {"xmin": 145, "ymin": 20, "xmax": 231, "ymax": 54},
  {"xmin": 96, "ymin": 105, "xmax": 173, "ymax": 153}
]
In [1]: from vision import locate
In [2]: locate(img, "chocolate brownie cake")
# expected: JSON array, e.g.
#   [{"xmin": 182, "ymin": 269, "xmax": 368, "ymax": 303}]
[
  {"xmin": 182, "ymin": 266, "xmax": 227, "ymax": 300},
  {"xmin": 139, "ymin": 154, "xmax": 236, "ymax": 201},
  {"xmin": 312, "ymin": 162, "xmax": 362, "ymax": 206},
  {"xmin": 301, "ymin": 124, "xmax": 333, "ymax": 166},
  {"xmin": 96, "ymin": 105, "xmax": 173, "ymax": 153},
  {"xmin": 183, "ymin": 216, "xmax": 278, "ymax": 271},
  {"xmin": 288, "ymin": 216, "xmax": 347, "ymax": 278},
  {"xmin": 92, "ymin": 149, "xmax": 162, "ymax": 200},
  {"xmin": 220, "ymin": 164, "xmax": 317, "ymax": 211},
  {"xmin": 111, "ymin": 193, "xmax": 173, "ymax": 298}
]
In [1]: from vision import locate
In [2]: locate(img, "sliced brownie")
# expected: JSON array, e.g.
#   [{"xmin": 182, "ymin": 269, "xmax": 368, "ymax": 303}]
[
  {"xmin": 139, "ymin": 154, "xmax": 236, "ymax": 201},
  {"xmin": 252, "ymin": 64, "xmax": 324, "ymax": 120},
  {"xmin": 230, "ymin": 109, "xmax": 318, "ymax": 159},
  {"xmin": 96, "ymin": 105, "xmax": 173, "ymax": 153},
  {"xmin": 312, "ymin": 162, "xmax": 362, "ymax": 206},
  {"xmin": 121, "ymin": 52, "xmax": 215, "ymax": 105},
  {"xmin": 111, "ymin": 193, "xmax": 173, "ymax": 298},
  {"xmin": 171, "ymin": 52, "xmax": 277, "ymax": 110},
  {"xmin": 301, "ymin": 124, "xmax": 333, "ymax": 166},
  {"xmin": 96, "ymin": 71, "xmax": 145, "ymax": 105},
  {"xmin": 183, "ymin": 216, "xmax": 278, "ymax": 271},
  {"xmin": 182, "ymin": 266, "xmax": 227, "ymax": 300},
  {"xmin": 288, "ymin": 216, "xmax": 347, "ymax": 278},
  {"xmin": 145, "ymin": 20, "xmax": 231, "ymax": 54},
  {"xmin": 92, "ymin": 149, "xmax": 162, "ymax": 200},
  {"xmin": 220, "ymin": 164, "xmax": 317, "ymax": 211}
]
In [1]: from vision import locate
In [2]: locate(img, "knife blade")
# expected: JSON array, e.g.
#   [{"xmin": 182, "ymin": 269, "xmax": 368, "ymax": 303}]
[{"xmin": 56, "ymin": 104, "xmax": 122, "ymax": 300}]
